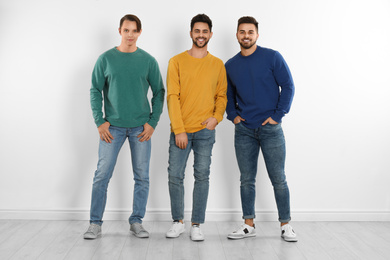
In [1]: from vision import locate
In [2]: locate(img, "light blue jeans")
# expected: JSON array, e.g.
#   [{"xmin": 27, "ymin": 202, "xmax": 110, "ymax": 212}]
[
  {"xmin": 234, "ymin": 122, "xmax": 291, "ymax": 223},
  {"xmin": 90, "ymin": 125, "xmax": 151, "ymax": 225},
  {"xmin": 168, "ymin": 128, "xmax": 216, "ymax": 224}
]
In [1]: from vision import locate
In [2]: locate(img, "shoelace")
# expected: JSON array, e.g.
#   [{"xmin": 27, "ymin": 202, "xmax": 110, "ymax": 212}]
[
  {"xmin": 138, "ymin": 226, "xmax": 146, "ymax": 232},
  {"xmin": 87, "ymin": 225, "xmax": 99, "ymax": 233},
  {"xmin": 169, "ymin": 222, "xmax": 181, "ymax": 232},
  {"xmin": 192, "ymin": 225, "xmax": 201, "ymax": 234},
  {"xmin": 283, "ymin": 225, "xmax": 295, "ymax": 235}
]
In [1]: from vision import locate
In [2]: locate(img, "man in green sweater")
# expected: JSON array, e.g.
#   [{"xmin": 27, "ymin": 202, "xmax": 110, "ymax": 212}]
[{"xmin": 84, "ymin": 14, "xmax": 165, "ymax": 239}]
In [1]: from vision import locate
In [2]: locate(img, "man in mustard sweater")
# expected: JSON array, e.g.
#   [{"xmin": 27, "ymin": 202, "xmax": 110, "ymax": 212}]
[
  {"xmin": 165, "ymin": 14, "xmax": 227, "ymax": 241},
  {"xmin": 84, "ymin": 14, "xmax": 165, "ymax": 239}
]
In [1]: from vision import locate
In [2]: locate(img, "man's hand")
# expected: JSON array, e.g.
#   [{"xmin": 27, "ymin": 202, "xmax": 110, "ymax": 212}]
[
  {"xmin": 98, "ymin": 122, "xmax": 113, "ymax": 143},
  {"xmin": 262, "ymin": 117, "xmax": 278, "ymax": 125},
  {"xmin": 201, "ymin": 117, "xmax": 218, "ymax": 130},
  {"xmin": 137, "ymin": 123, "xmax": 155, "ymax": 142},
  {"xmin": 233, "ymin": 116, "xmax": 245, "ymax": 124},
  {"xmin": 175, "ymin": 132, "xmax": 188, "ymax": 149}
]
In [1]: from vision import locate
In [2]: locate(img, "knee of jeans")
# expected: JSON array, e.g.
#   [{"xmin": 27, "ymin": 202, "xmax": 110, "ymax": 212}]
[
  {"xmin": 134, "ymin": 176, "xmax": 149, "ymax": 186},
  {"xmin": 240, "ymin": 180, "xmax": 256, "ymax": 188},
  {"xmin": 272, "ymin": 179, "xmax": 288, "ymax": 190},
  {"xmin": 193, "ymin": 172, "xmax": 209, "ymax": 182},
  {"xmin": 168, "ymin": 174, "xmax": 184, "ymax": 184},
  {"xmin": 168, "ymin": 164, "xmax": 185, "ymax": 177},
  {"xmin": 193, "ymin": 155, "xmax": 211, "ymax": 173},
  {"xmin": 193, "ymin": 162, "xmax": 210, "ymax": 175},
  {"xmin": 92, "ymin": 169, "xmax": 112, "ymax": 185},
  {"xmin": 240, "ymin": 174, "xmax": 256, "ymax": 186}
]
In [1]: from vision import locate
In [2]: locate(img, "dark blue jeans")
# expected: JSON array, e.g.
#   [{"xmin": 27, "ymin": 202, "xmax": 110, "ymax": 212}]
[
  {"xmin": 168, "ymin": 128, "xmax": 216, "ymax": 224},
  {"xmin": 234, "ymin": 123, "xmax": 291, "ymax": 223}
]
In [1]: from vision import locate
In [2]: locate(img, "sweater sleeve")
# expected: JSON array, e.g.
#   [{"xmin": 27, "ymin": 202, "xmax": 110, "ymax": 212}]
[
  {"xmin": 272, "ymin": 51, "xmax": 295, "ymax": 123},
  {"xmin": 213, "ymin": 63, "xmax": 228, "ymax": 123},
  {"xmin": 90, "ymin": 56, "xmax": 107, "ymax": 127},
  {"xmin": 167, "ymin": 58, "xmax": 186, "ymax": 134},
  {"xmin": 226, "ymin": 70, "xmax": 238, "ymax": 122},
  {"xmin": 147, "ymin": 58, "xmax": 165, "ymax": 129}
]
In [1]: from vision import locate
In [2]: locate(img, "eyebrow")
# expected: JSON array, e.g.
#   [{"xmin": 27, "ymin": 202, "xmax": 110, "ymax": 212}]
[
  {"xmin": 239, "ymin": 30, "xmax": 255, "ymax": 33},
  {"xmin": 123, "ymin": 28, "xmax": 138, "ymax": 31}
]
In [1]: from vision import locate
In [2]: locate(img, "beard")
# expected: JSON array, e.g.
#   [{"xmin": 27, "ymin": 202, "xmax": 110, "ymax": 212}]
[
  {"xmin": 192, "ymin": 37, "xmax": 209, "ymax": 48},
  {"xmin": 239, "ymin": 39, "xmax": 256, "ymax": 49}
]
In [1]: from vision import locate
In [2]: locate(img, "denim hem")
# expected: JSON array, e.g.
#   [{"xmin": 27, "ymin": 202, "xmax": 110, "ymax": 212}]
[
  {"xmin": 242, "ymin": 215, "xmax": 256, "ymax": 219},
  {"xmin": 279, "ymin": 218, "xmax": 291, "ymax": 223},
  {"xmin": 191, "ymin": 219, "xmax": 205, "ymax": 224},
  {"xmin": 90, "ymin": 221, "xmax": 103, "ymax": 226},
  {"xmin": 129, "ymin": 220, "xmax": 142, "ymax": 225},
  {"xmin": 172, "ymin": 215, "xmax": 184, "ymax": 221}
]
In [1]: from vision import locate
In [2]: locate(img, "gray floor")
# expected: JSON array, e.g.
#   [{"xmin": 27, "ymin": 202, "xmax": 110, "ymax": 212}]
[{"xmin": 1, "ymin": 220, "xmax": 390, "ymax": 259}]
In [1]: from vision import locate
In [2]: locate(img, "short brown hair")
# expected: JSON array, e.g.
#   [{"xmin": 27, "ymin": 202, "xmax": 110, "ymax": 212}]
[
  {"xmin": 191, "ymin": 14, "xmax": 212, "ymax": 31},
  {"xmin": 237, "ymin": 16, "xmax": 258, "ymax": 32},
  {"xmin": 119, "ymin": 14, "xmax": 142, "ymax": 32}
]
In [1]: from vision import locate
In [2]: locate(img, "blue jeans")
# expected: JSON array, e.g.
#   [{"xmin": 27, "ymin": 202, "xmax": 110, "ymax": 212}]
[
  {"xmin": 234, "ymin": 123, "xmax": 291, "ymax": 223},
  {"xmin": 168, "ymin": 128, "xmax": 216, "ymax": 224},
  {"xmin": 90, "ymin": 125, "xmax": 151, "ymax": 225}
]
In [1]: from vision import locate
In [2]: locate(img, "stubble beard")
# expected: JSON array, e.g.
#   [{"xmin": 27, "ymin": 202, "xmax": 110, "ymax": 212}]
[
  {"xmin": 193, "ymin": 38, "xmax": 209, "ymax": 48},
  {"xmin": 239, "ymin": 39, "xmax": 256, "ymax": 50}
]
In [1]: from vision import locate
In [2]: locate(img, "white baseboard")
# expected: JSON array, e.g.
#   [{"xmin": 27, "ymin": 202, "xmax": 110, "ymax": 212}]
[{"xmin": 1, "ymin": 209, "xmax": 389, "ymax": 221}]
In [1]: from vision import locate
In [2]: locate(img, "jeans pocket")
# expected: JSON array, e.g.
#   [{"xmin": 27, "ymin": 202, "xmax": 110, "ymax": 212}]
[{"xmin": 265, "ymin": 122, "xmax": 280, "ymax": 127}]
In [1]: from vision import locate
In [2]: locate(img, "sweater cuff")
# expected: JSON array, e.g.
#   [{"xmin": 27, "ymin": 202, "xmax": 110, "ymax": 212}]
[
  {"xmin": 147, "ymin": 119, "xmax": 157, "ymax": 129},
  {"xmin": 226, "ymin": 111, "xmax": 238, "ymax": 122},
  {"xmin": 95, "ymin": 118, "xmax": 107, "ymax": 128},
  {"xmin": 213, "ymin": 113, "xmax": 224, "ymax": 123},
  {"xmin": 272, "ymin": 111, "xmax": 285, "ymax": 123},
  {"xmin": 173, "ymin": 127, "xmax": 186, "ymax": 135}
]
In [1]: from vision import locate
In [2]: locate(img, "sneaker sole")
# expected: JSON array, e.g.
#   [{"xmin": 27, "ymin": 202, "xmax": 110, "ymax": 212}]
[
  {"xmin": 281, "ymin": 235, "xmax": 298, "ymax": 242},
  {"xmin": 84, "ymin": 233, "xmax": 101, "ymax": 239},
  {"xmin": 133, "ymin": 232, "xmax": 149, "ymax": 238},
  {"xmin": 166, "ymin": 230, "xmax": 185, "ymax": 238},
  {"xmin": 227, "ymin": 233, "xmax": 256, "ymax": 240},
  {"xmin": 190, "ymin": 236, "xmax": 204, "ymax": 241}
]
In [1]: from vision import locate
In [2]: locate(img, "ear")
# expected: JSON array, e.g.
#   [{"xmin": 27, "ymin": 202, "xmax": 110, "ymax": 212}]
[
  {"xmin": 118, "ymin": 27, "xmax": 122, "ymax": 36},
  {"xmin": 139, "ymin": 29, "xmax": 142, "ymax": 36},
  {"xmin": 190, "ymin": 30, "xmax": 192, "ymax": 38},
  {"xmin": 209, "ymin": 31, "xmax": 213, "ymax": 39}
]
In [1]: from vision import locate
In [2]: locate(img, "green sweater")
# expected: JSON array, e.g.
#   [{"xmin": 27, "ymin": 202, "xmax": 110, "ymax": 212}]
[{"xmin": 90, "ymin": 47, "xmax": 165, "ymax": 128}]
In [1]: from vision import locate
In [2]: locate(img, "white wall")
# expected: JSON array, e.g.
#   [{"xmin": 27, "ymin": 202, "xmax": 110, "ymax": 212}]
[{"xmin": 1, "ymin": 0, "xmax": 389, "ymax": 221}]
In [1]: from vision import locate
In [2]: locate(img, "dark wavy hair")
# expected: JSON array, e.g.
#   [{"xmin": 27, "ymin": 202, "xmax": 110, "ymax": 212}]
[
  {"xmin": 190, "ymin": 14, "xmax": 212, "ymax": 31},
  {"xmin": 237, "ymin": 16, "xmax": 258, "ymax": 32}
]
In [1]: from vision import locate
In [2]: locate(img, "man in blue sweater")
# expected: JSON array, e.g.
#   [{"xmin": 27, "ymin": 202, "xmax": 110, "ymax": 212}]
[{"xmin": 225, "ymin": 16, "xmax": 297, "ymax": 242}]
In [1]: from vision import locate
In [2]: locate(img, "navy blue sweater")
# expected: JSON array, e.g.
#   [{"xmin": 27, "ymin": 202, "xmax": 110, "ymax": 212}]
[{"xmin": 225, "ymin": 46, "xmax": 294, "ymax": 129}]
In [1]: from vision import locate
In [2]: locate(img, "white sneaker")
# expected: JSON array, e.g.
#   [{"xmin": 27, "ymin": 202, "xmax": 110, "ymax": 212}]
[
  {"xmin": 227, "ymin": 224, "xmax": 256, "ymax": 239},
  {"xmin": 190, "ymin": 224, "xmax": 204, "ymax": 241},
  {"xmin": 281, "ymin": 224, "xmax": 298, "ymax": 242},
  {"xmin": 166, "ymin": 221, "xmax": 185, "ymax": 238}
]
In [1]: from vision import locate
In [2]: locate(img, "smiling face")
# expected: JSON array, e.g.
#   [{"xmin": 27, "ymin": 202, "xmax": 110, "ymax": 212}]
[
  {"xmin": 118, "ymin": 20, "xmax": 141, "ymax": 49},
  {"xmin": 190, "ymin": 22, "xmax": 213, "ymax": 49},
  {"xmin": 236, "ymin": 23, "xmax": 259, "ymax": 50}
]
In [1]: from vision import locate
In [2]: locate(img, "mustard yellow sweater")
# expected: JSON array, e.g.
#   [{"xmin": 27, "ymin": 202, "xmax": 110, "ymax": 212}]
[{"xmin": 167, "ymin": 51, "xmax": 227, "ymax": 134}]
